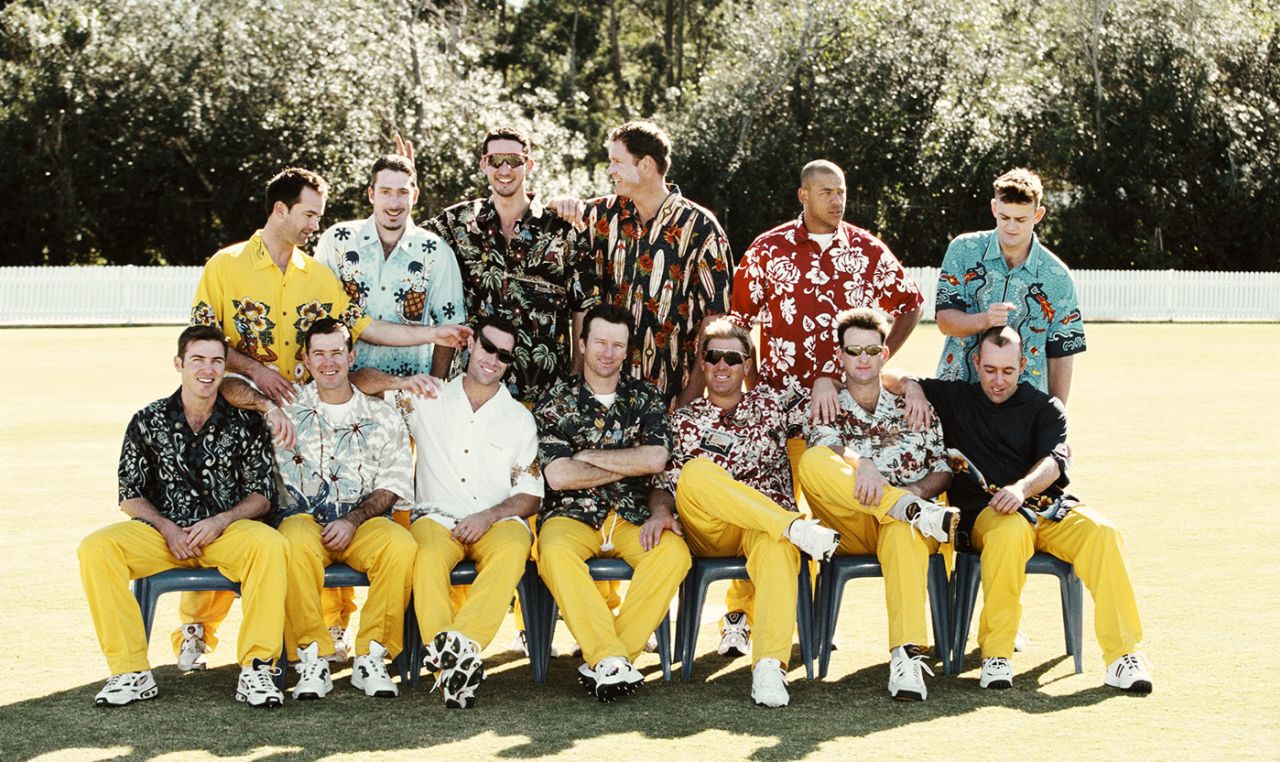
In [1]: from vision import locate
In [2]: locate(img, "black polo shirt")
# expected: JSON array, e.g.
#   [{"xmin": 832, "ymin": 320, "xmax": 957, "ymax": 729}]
[{"xmin": 918, "ymin": 379, "xmax": 1073, "ymax": 534}]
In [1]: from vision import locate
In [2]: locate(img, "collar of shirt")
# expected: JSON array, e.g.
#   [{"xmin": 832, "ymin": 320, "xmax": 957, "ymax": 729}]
[
  {"xmin": 837, "ymin": 385, "xmax": 899, "ymax": 422},
  {"xmin": 353, "ymin": 215, "xmax": 422, "ymax": 261},
  {"xmin": 475, "ymin": 192, "xmax": 550, "ymax": 234},
  {"xmin": 793, "ymin": 216, "xmax": 854, "ymax": 250},
  {"xmin": 245, "ymin": 230, "xmax": 310, "ymax": 274},
  {"xmin": 982, "ymin": 229, "xmax": 1045, "ymax": 277},
  {"xmin": 163, "ymin": 388, "xmax": 233, "ymax": 437},
  {"xmin": 293, "ymin": 381, "xmax": 376, "ymax": 421}
]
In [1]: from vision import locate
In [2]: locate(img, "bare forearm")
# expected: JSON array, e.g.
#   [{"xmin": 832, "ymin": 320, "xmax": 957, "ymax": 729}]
[
  {"xmin": 648, "ymin": 488, "xmax": 676, "ymax": 516},
  {"xmin": 225, "ymin": 346, "xmax": 267, "ymax": 378},
  {"xmin": 935, "ymin": 308, "xmax": 990, "ymax": 338},
  {"xmin": 884, "ymin": 307, "xmax": 921, "ymax": 355},
  {"xmin": 219, "ymin": 377, "xmax": 272, "ymax": 413},
  {"xmin": 344, "ymin": 489, "xmax": 401, "ymax": 527},
  {"xmin": 575, "ymin": 446, "xmax": 668, "ymax": 476},
  {"xmin": 902, "ymin": 470, "xmax": 951, "ymax": 501},
  {"xmin": 219, "ymin": 493, "xmax": 271, "ymax": 522},
  {"xmin": 1014, "ymin": 457, "xmax": 1061, "ymax": 498},
  {"xmin": 544, "ymin": 458, "xmax": 624, "ymax": 490},
  {"xmin": 880, "ymin": 368, "xmax": 912, "ymax": 396},
  {"xmin": 482, "ymin": 493, "xmax": 540, "ymax": 521},
  {"xmin": 1047, "ymin": 355, "xmax": 1074, "ymax": 405},
  {"xmin": 120, "ymin": 497, "xmax": 180, "ymax": 531},
  {"xmin": 360, "ymin": 320, "xmax": 435, "ymax": 347},
  {"xmin": 350, "ymin": 367, "xmax": 400, "ymax": 396}
]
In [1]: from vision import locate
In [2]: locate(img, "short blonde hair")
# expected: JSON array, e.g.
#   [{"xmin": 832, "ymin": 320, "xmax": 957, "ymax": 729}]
[{"xmin": 701, "ymin": 317, "xmax": 754, "ymax": 357}]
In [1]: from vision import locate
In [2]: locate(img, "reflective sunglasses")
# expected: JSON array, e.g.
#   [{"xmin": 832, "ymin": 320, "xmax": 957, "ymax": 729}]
[
  {"xmin": 483, "ymin": 152, "xmax": 528, "ymax": 169},
  {"xmin": 702, "ymin": 348, "xmax": 747, "ymax": 366},
  {"xmin": 477, "ymin": 332, "xmax": 516, "ymax": 364},
  {"xmin": 842, "ymin": 344, "xmax": 885, "ymax": 357}
]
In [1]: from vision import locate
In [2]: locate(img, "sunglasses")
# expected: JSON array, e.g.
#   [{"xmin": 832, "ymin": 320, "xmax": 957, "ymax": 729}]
[
  {"xmin": 477, "ymin": 332, "xmax": 516, "ymax": 364},
  {"xmin": 483, "ymin": 152, "xmax": 527, "ymax": 169},
  {"xmin": 702, "ymin": 348, "xmax": 747, "ymax": 366},
  {"xmin": 842, "ymin": 344, "xmax": 885, "ymax": 357}
]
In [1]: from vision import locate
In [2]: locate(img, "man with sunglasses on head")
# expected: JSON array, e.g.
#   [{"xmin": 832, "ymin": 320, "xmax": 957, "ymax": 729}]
[
  {"xmin": 387, "ymin": 316, "xmax": 542, "ymax": 709},
  {"xmin": 649, "ymin": 318, "xmax": 838, "ymax": 708},
  {"xmin": 934, "ymin": 168, "xmax": 1085, "ymax": 404},
  {"xmin": 796, "ymin": 307, "xmax": 956, "ymax": 702}
]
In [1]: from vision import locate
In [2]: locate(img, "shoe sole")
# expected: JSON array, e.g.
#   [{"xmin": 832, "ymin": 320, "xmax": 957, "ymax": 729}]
[
  {"xmin": 718, "ymin": 646, "xmax": 749, "ymax": 658},
  {"xmin": 1107, "ymin": 679, "xmax": 1152, "ymax": 694},
  {"xmin": 236, "ymin": 693, "xmax": 283, "ymax": 708},
  {"xmin": 979, "ymin": 679, "xmax": 1012, "ymax": 689},
  {"xmin": 95, "ymin": 687, "xmax": 158, "ymax": 707},
  {"xmin": 752, "ymin": 698, "xmax": 789, "ymax": 708},
  {"xmin": 890, "ymin": 689, "xmax": 925, "ymax": 701},
  {"xmin": 351, "ymin": 679, "xmax": 398, "ymax": 698}
]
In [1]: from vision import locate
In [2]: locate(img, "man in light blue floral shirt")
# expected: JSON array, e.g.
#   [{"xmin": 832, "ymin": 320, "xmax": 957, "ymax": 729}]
[{"xmin": 934, "ymin": 168, "xmax": 1085, "ymax": 404}]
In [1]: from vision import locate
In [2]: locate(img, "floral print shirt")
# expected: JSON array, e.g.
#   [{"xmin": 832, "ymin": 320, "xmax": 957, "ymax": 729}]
[
  {"xmin": 314, "ymin": 216, "xmax": 465, "ymax": 376},
  {"xmin": 585, "ymin": 188, "xmax": 733, "ymax": 402},
  {"xmin": 118, "ymin": 390, "xmax": 276, "ymax": 528},
  {"xmin": 535, "ymin": 373, "xmax": 671, "ymax": 528},
  {"xmin": 935, "ymin": 230, "xmax": 1085, "ymax": 392},
  {"xmin": 425, "ymin": 195, "xmax": 599, "ymax": 405},
  {"xmin": 191, "ymin": 232, "xmax": 371, "ymax": 382},
  {"xmin": 273, "ymin": 383, "xmax": 412, "ymax": 524},
  {"xmin": 657, "ymin": 386, "xmax": 807, "ymax": 511},
  {"xmin": 732, "ymin": 217, "xmax": 922, "ymax": 400},
  {"xmin": 807, "ymin": 387, "xmax": 950, "ymax": 487}
]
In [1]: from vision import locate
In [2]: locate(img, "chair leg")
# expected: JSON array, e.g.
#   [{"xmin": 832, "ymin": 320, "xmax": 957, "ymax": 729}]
[
  {"xmin": 672, "ymin": 576, "xmax": 690, "ymax": 667},
  {"xmin": 524, "ymin": 570, "xmax": 555, "ymax": 684},
  {"xmin": 927, "ymin": 555, "xmax": 953, "ymax": 675},
  {"xmin": 951, "ymin": 555, "xmax": 981, "ymax": 673},
  {"xmin": 815, "ymin": 562, "xmax": 836, "ymax": 679},
  {"xmin": 1067, "ymin": 573, "xmax": 1084, "ymax": 674},
  {"xmin": 680, "ymin": 567, "xmax": 711, "ymax": 681},
  {"xmin": 657, "ymin": 616, "xmax": 672, "ymax": 682},
  {"xmin": 400, "ymin": 595, "xmax": 420, "ymax": 688},
  {"xmin": 796, "ymin": 563, "xmax": 814, "ymax": 680},
  {"xmin": 133, "ymin": 578, "xmax": 156, "ymax": 642}
]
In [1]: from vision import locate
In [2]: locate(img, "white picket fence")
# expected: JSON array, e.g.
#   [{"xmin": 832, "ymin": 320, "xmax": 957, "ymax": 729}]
[{"xmin": 0, "ymin": 265, "xmax": 1276, "ymax": 325}]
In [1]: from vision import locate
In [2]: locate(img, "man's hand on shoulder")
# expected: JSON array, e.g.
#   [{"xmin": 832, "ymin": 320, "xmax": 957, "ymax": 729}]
[
  {"xmin": 809, "ymin": 376, "xmax": 840, "ymax": 424},
  {"xmin": 397, "ymin": 374, "xmax": 443, "ymax": 398},
  {"xmin": 546, "ymin": 196, "xmax": 588, "ymax": 231},
  {"xmin": 901, "ymin": 378, "xmax": 934, "ymax": 432},
  {"xmin": 250, "ymin": 364, "xmax": 298, "ymax": 406},
  {"xmin": 264, "ymin": 405, "xmax": 296, "ymax": 450}
]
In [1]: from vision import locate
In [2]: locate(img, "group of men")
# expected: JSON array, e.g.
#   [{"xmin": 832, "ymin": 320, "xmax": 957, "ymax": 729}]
[{"xmin": 79, "ymin": 119, "xmax": 1151, "ymax": 712}]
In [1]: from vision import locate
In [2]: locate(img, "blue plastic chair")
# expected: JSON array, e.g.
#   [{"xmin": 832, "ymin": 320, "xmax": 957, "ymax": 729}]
[
  {"xmin": 673, "ymin": 557, "xmax": 815, "ymax": 680},
  {"xmin": 530, "ymin": 557, "xmax": 673, "ymax": 683},
  {"xmin": 814, "ymin": 553, "xmax": 952, "ymax": 677},
  {"xmin": 950, "ymin": 550, "xmax": 1084, "ymax": 674}
]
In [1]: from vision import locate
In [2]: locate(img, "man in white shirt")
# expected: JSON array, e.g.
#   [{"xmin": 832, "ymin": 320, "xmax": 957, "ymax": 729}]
[{"xmin": 391, "ymin": 316, "xmax": 543, "ymax": 708}]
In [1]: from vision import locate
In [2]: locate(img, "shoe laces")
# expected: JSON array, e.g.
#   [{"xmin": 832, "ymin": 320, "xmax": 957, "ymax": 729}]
[
  {"xmin": 242, "ymin": 664, "xmax": 280, "ymax": 692},
  {"xmin": 297, "ymin": 655, "xmax": 328, "ymax": 682},
  {"xmin": 360, "ymin": 654, "xmax": 393, "ymax": 681},
  {"xmin": 984, "ymin": 656, "xmax": 1011, "ymax": 673},
  {"xmin": 1117, "ymin": 652, "xmax": 1152, "ymax": 673},
  {"xmin": 103, "ymin": 672, "xmax": 138, "ymax": 690},
  {"xmin": 892, "ymin": 651, "xmax": 934, "ymax": 681}
]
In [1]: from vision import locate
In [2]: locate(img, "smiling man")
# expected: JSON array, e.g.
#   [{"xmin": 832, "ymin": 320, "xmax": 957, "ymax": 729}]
[
  {"xmin": 934, "ymin": 168, "xmax": 1085, "ymax": 404},
  {"xmin": 649, "ymin": 318, "xmax": 838, "ymax": 708},
  {"xmin": 888, "ymin": 326, "xmax": 1150, "ymax": 694},
  {"xmin": 78, "ymin": 325, "xmax": 286, "ymax": 708},
  {"xmin": 274, "ymin": 318, "xmax": 417, "ymax": 702}
]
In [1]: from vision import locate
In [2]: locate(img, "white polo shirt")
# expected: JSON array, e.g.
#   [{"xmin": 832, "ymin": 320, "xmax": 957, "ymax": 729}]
[{"xmin": 389, "ymin": 377, "xmax": 543, "ymax": 530}]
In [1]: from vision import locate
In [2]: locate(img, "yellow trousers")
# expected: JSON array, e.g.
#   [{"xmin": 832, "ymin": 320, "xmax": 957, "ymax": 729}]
[
  {"xmin": 79, "ymin": 519, "xmax": 287, "ymax": 674},
  {"xmin": 798, "ymin": 446, "xmax": 941, "ymax": 651},
  {"xmin": 972, "ymin": 505, "xmax": 1143, "ymax": 663},
  {"xmin": 174, "ymin": 583, "xmax": 353, "ymax": 656},
  {"xmin": 675, "ymin": 458, "xmax": 801, "ymax": 665},
  {"xmin": 511, "ymin": 517, "xmax": 619, "ymax": 632},
  {"xmin": 411, "ymin": 518, "xmax": 532, "ymax": 649},
  {"xmin": 279, "ymin": 514, "xmax": 416, "ymax": 659},
  {"xmin": 537, "ymin": 513, "xmax": 691, "ymax": 667}
]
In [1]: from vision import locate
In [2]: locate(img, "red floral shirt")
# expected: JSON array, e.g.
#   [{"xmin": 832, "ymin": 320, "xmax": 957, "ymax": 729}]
[{"xmin": 731, "ymin": 217, "xmax": 922, "ymax": 397}]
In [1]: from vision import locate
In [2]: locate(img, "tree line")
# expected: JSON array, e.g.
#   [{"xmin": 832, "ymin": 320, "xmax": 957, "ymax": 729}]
[{"xmin": 1, "ymin": 0, "xmax": 1275, "ymax": 270}]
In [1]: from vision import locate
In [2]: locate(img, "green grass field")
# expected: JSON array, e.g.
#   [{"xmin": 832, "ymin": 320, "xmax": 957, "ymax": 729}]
[{"xmin": 1, "ymin": 324, "xmax": 1278, "ymax": 761}]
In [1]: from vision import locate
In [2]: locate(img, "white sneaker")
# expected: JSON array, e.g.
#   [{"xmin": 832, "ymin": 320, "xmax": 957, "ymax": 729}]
[
  {"xmin": 236, "ymin": 658, "xmax": 283, "ymax": 708},
  {"xmin": 1014, "ymin": 631, "xmax": 1028, "ymax": 652},
  {"xmin": 786, "ymin": 518, "xmax": 840, "ymax": 562},
  {"xmin": 326, "ymin": 625, "xmax": 351, "ymax": 663},
  {"xmin": 718, "ymin": 611, "xmax": 751, "ymax": 657},
  {"xmin": 644, "ymin": 633, "xmax": 660, "ymax": 653},
  {"xmin": 751, "ymin": 658, "xmax": 789, "ymax": 708},
  {"xmin": 1104, "ymin": 652, "xmax": 1153, "ymax": 694},
  {"xmin": 426, "ymin": 632, "xmax": 485, "ymax": 709},
  {"xmin": 979, "ymin": 656, "xmax": 1013, "ymax": 689},
  {"xmin": 94, "ymin": 670, "xmax": 158, "ymax": 707},
  {"xmin": 580, "ymin": 656, "xmax": 643, "ymax": 702},
  {"xmin": 176, "ymin": 623, "xmax": 209, "ymax": 672},
  {"xmin": 909, "ymin": 500, "xmax": 960, "ymax": 544},
  {"xmin": 291, "ymin": 641, "xmax": 332, "ymax": 700},
  {"xmin": 351, "ymin": 640, "xmax": 398, "ymax": 698},
  {"xmin": 887, "ymin": 645, "xmax": 933, "ymax": 701}
]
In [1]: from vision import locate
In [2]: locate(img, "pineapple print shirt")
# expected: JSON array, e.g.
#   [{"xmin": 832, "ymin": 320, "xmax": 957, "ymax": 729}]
[
  {"xmin": 585, "ymin": 188, "xmax": 734, "ymax": 403},
  {"xmin": 191, "ymin": 232, "xmax": 372, "ymax": 383},
  {"xmin": 314, "ymin": 216, "xmax": 465, "ymax": 376},
  {"xmin": 425, "ymin": 194, "xmax": 599, "ymax": 406}
]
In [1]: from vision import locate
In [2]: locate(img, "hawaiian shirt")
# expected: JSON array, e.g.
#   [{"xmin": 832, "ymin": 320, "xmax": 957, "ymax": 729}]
[
  {"xmin": 732, "ymin": 216, "xmax": 922, "ymax": 400},
  {"xmin": 425, "ymin": 195, "xmax": 599, "ymax": 405},
  {"xmin": 657, "ymin": 386, "xmax": 808, "ymax": 511},
  {"xmin": 273, "ymin": 383, "xmax": 412, "ymax": 524},
  {"xmin": 535, "ymin": 373, "xmax": 671, "ymax": 528},
  {"xmin": 807, "ymin": 387, "xmax": 950, "ymax": 487},
  {"xmin": 585, "ymin": 188, "xmax": 733, "ymax": 401},
  {"xmin": 118, "ymin": 390, "xmax": 276, "ymax": 528},
  {"xmin": 935, "ymin": 229, "xmax": 1085, "ymax": 392},
  {"xmin": 314, "ymin": 216, "xmax": 465, "ymax": 376},
  {"xmin": 191, "ymin": 231, "xmax": 371, "ymax": 383}
]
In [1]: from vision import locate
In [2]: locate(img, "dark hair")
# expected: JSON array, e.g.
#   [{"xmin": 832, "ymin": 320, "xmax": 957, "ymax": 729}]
[
  {"xmin": 369, "ymin": 155, "xmax": 417, "ymax": 189},
  {"xmin": 993, "ymin": 167, "xmax": 1044, "ymax": 207},
  {"xmin": 303, "ymin": 317, "xmax": 352, "ymax": 352},
  {"xmin": 835, "ymin": 307, "xmax": 889, "ymax": 344},
  {"xmin": 177, "ymin": 324, "xmax": 227, "ymax": 360},
  {"xmin": 581, "ymin": 303, "xmax": 635, "ymax": 341},
  {"xmin": 474, "ymin": 314, "xmax": 519, "ymax": 345},
  {"xmin": 480, "ymin": 127, "xmax": 531, "ymax": 157},
  {"xmin": 264, "ymin": 167, "xmax": 328, "ymax": 216},
  {"xmin": 978, "ymin": 325, "xmax": 1022, "ymax": 351},
  {"xmin": 608, "ymin": 121, "xmax": 671, "ymax": 176},
  {"xmin": 800, "ymin": 159, "xmax": 844, "ymax": 187}
]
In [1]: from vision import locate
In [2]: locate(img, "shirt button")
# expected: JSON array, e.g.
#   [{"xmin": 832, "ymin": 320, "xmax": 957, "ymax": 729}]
[
  {"xmin": 382, "ymin": 286, "xmax": 387, "ymax": 291},
  {"xmin": 461, "ymin": 477, "xmax": 466, "ymax": 483},
  {"xmin": 463, "ymin": 449, "xmax": 469, "ymax": 454}
]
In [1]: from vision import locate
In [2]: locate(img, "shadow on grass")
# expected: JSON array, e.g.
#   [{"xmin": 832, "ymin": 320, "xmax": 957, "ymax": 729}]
[{"xmin": 0, "ymin": 646, "xmax": 1129, "ymax": 761}]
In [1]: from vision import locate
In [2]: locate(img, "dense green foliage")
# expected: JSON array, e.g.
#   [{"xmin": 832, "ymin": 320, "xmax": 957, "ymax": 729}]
[{"xmin": 1, "ymin": 0, "xmax": 1275, "ymax": 268}]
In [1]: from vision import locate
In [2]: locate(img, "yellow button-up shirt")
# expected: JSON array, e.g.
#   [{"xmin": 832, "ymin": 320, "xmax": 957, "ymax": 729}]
[{"xmin": 191, "ymin": 231, "xmax": 372, "ymax": 382}]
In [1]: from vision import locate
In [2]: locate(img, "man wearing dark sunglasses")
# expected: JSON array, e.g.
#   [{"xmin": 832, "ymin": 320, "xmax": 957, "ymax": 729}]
[
  {"xmin": 388, "ymin": 316, "xmax": 542, "ymax": 708},
  {"xmin": 649, "ymin": 318, "xmax": 838, "ymax": 708},
  {"xmin": 798, "ymin": 307, "xmax": 956, "ymax": 702}
]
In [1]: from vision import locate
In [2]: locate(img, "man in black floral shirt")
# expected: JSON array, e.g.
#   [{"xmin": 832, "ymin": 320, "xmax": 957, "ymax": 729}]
[
  {"xmin": 426, "ymin": 127, "xmax": 600, "ymax": 406},
  {"xmin": 78, "ymin": 325, "xmax": 287, "ymax": 708},
  {"xmin": 534, "ymin": 304, "xmax": 690, "ymax": 701}
]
